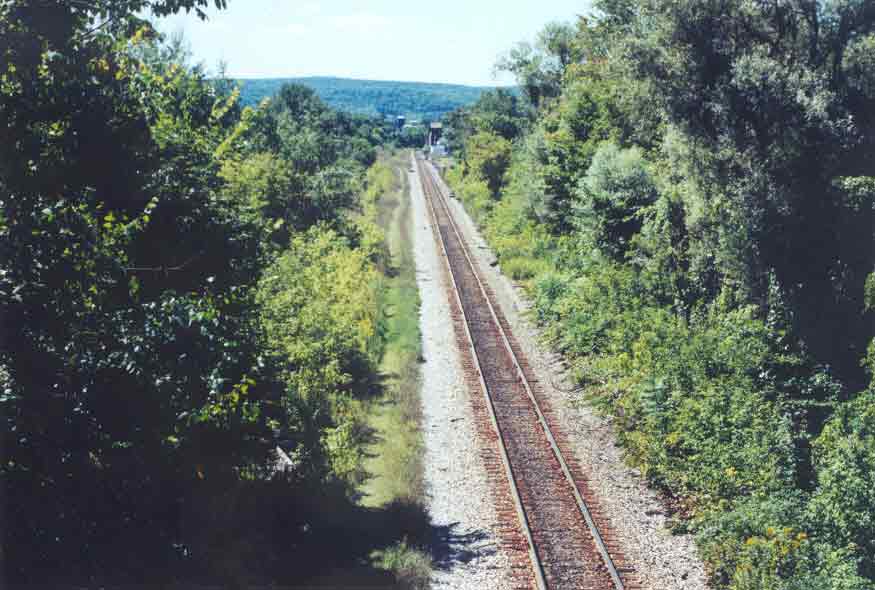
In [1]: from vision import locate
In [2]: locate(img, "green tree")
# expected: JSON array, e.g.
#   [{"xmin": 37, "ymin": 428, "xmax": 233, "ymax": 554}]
[
  {"xmin": 0, "ymin": 2, "xmax": 384, "ymax": 583},
  {"xmin": 465, "ymin": 131, "xmax": 513, "ymax": 198},
  {"xmin": 496, "ymin": 21, "xmax": 579, "ymax": 109},
  {"xmin": 573, "ymin": 142, "xmax": 657, "ymax": 260},
  {"xmin": 615, "ymin": 0, "xmax": 875, "ymax": 384}
]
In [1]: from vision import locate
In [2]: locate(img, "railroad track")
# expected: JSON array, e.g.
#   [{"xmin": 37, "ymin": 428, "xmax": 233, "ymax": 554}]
[{"xmin": 416, "ymin": 155, "xmax": 637, "ymax": 590}]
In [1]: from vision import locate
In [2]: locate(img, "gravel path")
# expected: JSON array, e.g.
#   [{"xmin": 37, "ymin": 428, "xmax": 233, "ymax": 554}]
[
  {"xmin": 432, "ymin": 169, "xmax": 711, "ymax": 590},
  {"xmin": 410, "ymin": 159, "xmax": 514, "ymax": 590}
]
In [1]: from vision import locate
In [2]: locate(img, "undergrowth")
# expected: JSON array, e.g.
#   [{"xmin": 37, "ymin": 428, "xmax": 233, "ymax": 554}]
[{"xmin": 360, "ymin": 151, "xmax": 431, "ymax": 587}]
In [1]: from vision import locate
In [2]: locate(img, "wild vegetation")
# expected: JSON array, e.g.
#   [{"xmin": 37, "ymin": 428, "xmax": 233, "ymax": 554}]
[
  {"xmin": 445, "ymin": 3, "xmax": 875, "ymax": 588},
  {"xmin": 362, "ymin": 153, "xmax": 431, "ymax": 588},
  {"xmin": 0, "ymin": 1, "xmax": 426, "ymax": 585},
  {"xmin": 5, "ymin": 0, "xmax": 875, "ymax": 587},
  {"xmin": 237, "ymin": 76, "xmax": 503, "ymax": 121}
]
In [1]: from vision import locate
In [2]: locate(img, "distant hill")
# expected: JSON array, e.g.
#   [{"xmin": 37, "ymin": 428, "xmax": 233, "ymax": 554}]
[{"xmin": 235, "ymin": 76, "xmax": 506, "ymax": 121}]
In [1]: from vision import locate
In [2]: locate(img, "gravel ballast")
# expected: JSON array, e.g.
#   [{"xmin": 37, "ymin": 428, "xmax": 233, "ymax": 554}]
[
  {"xmin": 432, "ymin": 168, "xmax": 711, "ymax": 590},
  {"xmin": 410, "ymin": 159, "xmax": 514, "ymax": 589}
]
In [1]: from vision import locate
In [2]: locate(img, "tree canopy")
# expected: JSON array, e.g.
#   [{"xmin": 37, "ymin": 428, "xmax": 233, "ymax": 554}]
[{"xmin": 1, "ymin": 0, "xmax": 395, "ymax": 584}]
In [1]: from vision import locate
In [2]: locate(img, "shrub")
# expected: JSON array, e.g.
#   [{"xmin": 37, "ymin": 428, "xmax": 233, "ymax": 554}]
[
  {"xmin": 501, "ymin": 256, "xmax": 551, "ymax": 281},
  {"xmin": 574, "ymin": 142, "xmax": 658, "ymax": 260},
  {"xmin": 465, "ymin": 131, "xmax": 512, "ymax": 197},
  {"xmin": 372, "ymin": 540, "xmax": 432, "ymax": 590},
  {"xmin": 257, "ymin": 227, "xmax": 384, "ymax": 488},
  {"xmin": 697, "ymin": 492, "xmax": 867, "ymax": 590},
  {"xmin": 446, "ymin": 167, "xmax": 493, "ymax": 221},
  {"xmin": 811, "ymin": 389, "xmax": 875, "ymax": 577}
]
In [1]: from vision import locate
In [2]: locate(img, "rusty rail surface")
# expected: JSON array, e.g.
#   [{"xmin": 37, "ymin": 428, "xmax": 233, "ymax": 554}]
[{"xmin": 416, "ymin": 155, "xmax": 638, "ymax": 590}]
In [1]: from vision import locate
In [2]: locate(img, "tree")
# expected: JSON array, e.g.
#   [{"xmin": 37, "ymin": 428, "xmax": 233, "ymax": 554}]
[
  {"xmin": 466, "ymin": 132, "xmax": 513, "ymax": 198},
  {"xmin": 615, "ymin": 0, "xmax": 875, "ymax": 385},
  {"xmin": 0, "ymin": 2, "xmax": 286, "ymax": 581},
  {"xmin": 469, "ymin": 89, "xmax": 528, "ymax": 141},
  {"xmin": 574, "ymin": 142, "xmax": 657, "ymax": 260},
  {"xmin": 495, "ymin": 21, "xmax": 579, "ymax": 109},
  {"xmin": 534, "ymin": 66, "xmax": 626, "ymax": 234},
  {"xmin": 397, "ymin": 124, "xmax": 427, "ymax": 148}
]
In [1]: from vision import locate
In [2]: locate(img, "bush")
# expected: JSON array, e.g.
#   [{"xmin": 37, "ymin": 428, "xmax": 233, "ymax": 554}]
[
  {"xmin": 501, "ymin": 256, "xmax": 551, "ymax": 281},
  {"xmin": 372, "ymin": 540, "xmax": 432, "ymax": 590},
  {"xmin": 811, "ymin": 389, "xmax": 875, "ymax": 577},
  {"xmin": 465, "ymin": 131, "xmax": 512, "ymax": 197},
  {"xmin": 697, "ymin": 492, "xmax": 867, "ymax": 590},
  {"xmin": 257, "ymin": 227, "xmax": 384, "ymax": 488},
  {"xmin": 574, "ymin": 142, "xmax": 658, "ymax": 260},
  {"xmin": 446, "ymin": 169, "xmax": 493, "ymax": 221},
  {"xmin": 697, "ymin": 489, "xmax": 871, "ymax": 590}
]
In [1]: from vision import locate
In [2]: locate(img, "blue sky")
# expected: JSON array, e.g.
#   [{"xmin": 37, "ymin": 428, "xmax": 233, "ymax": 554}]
[{"xmin": 153, "ymin": 0, "xmax": 592, "ymax": 86}]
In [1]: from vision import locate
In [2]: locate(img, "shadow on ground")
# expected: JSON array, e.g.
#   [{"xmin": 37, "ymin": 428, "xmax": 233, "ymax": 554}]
[{"xmin": 430, "ymin": 522, "xmax": 497, "ymax": 571}]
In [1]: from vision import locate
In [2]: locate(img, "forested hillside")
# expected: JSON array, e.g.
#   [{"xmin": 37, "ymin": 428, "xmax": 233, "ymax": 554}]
[
  {"xmin": 237, "ymin": 76, "xmax": 501, "ymax": 120},
  {"xmin": 0, "ymin": 1, "xmax": 422, "ymax": 585},
  {"xmin": 445, "ymin": 4, "xmax": 875, "ymax": 588}
]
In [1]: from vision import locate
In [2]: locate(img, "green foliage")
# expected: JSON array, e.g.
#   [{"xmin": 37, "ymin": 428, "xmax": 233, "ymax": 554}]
[
  {"xmin": 397, "ymin": 124, "xmax": 427, "ymax": 148},
  {"xmin": 574, "ymin": 142, "xmax": 657, "ymax": 259},
  {"xmin": 465, "ymin": 131, "xmax": 512, "ymax": 197},
  {"xmin": 811, "ymin": 390, "xmax": 875, "ymax": 577},
  {"xmin": 535, "ymin": 67, "xmax": 627, "ymax": 233},
  {"xmin": 446, "ymin": 166, "xmax": 493, "ymax": 220},
  {"xmin": 0, "ymin": 1, "xmax": 402, "ymax": 583},
  {"xmin": 444, "ymin": 89, "xmax": 528, "ymax": 155},
  {"xmin": 468, "ymin": 89, "xmax": 528, "ymax": 141},
  {"xmin": 499, "ymin": 256, "xmax": 550, "ymax": 281},
  {"xmin": 865, "ymin": 272, "xmax": 875, "ymax": 311},
  {"xmin": 362, "ymin": 151, "xmax": 425, "ymax": 510},
  {"xmin": 257, "ymin": 227, "xmax": 384, "ymax": 486},
  {"xmin": 524, "ymin": 242, "xmax": 860, "ymax": 588},
  {"xmin": 445, "ymin": 2, "xmax": 875, "ymax": 587},
  {"xmin": 625, "ymin": 0, "xmax": 875, "ymax": 383},
  {"xmin": 495, "ymin": 21, "xmax": 578, "ymax": 109},
  {"xmin": 697, "ymin": 493, "xmax": 869, "ymax": 590},
  {"xmin": 0, "ymin": 5, "xmax": 287, "ymax": 578},
  {"xmin": 371, "ymin": 540, "xmax": 432, "ymax": 590}
]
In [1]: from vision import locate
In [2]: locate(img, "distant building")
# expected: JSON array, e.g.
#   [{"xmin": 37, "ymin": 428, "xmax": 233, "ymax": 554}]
[
  {"xmin": 429, "ymin": 136, "xmax": 448, "ymax": 157},
  {"xmin": 428, "ymin": 122, "xmax": 443, "ymax": 146}
]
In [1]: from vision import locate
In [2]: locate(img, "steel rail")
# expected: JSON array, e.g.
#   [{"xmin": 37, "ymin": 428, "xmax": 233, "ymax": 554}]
[
  {"xmin": 418, "ymin": 156, "xmax": 625, "ymax": 590},
  {"xmin": 416, "ymin": 156, "xmax": 549, "ymax": 590}
]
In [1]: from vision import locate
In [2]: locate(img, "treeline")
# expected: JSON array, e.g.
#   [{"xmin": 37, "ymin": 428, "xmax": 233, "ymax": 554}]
[
  {"xmin": 1, "ymin": 0, "xmax": 399, "ymax": 584},
  {"xmin": 445, "ymin": 3, "xmax": 874, "ymax": 588},
  {"xmin": 237, "ymin": 76, "xmax": 502, "ymax": 121},
  {"xmin": 235, "ymin": 79, "xmax": 436, "ymax": 150}
]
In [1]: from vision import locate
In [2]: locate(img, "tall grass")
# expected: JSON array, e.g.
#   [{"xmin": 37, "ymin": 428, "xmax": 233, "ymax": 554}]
[{"xmin": 361, "ymin": 151, "xmax": 432, "ymax": 587}]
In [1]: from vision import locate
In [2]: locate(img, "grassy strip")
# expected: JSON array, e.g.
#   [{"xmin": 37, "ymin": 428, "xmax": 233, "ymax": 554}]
[
  {"xmin": 361, "ymin": 151, "xmax": 431, "ymax": 587},
  {"xmin": 295, "ymin": 152, "xmax": 431, "ymax": 589}
]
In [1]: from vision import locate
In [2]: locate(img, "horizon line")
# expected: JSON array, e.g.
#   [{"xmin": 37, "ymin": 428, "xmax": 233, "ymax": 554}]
[{"xmin": 224, "ymin": 74, "xmax": 516, "ymax": 88}]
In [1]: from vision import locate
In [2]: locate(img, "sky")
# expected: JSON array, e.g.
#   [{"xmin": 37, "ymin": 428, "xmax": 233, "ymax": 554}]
[{"xmin": 153, "ymin": 0, "xmax": 592, "ymax": 87}]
